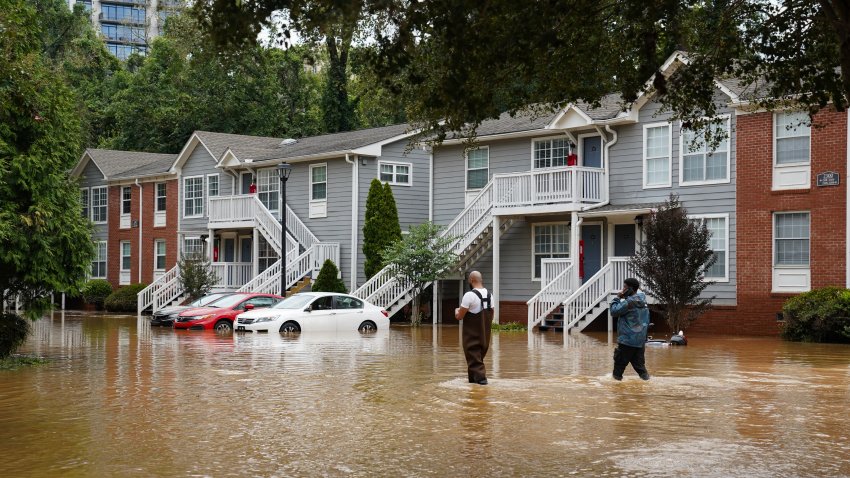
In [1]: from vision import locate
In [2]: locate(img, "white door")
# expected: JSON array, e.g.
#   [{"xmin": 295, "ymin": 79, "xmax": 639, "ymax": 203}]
[
  {"xmin": 304, "ymin": 296, "xmax": 336, "ymax": 331},
  {"xmin": 331, "ymin": 295, "xmax": 366, "ymax": 331}
]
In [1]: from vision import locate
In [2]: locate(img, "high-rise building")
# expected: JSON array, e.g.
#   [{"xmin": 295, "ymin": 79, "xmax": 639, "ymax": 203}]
[{"xmin": 68, "ymin": 0, "xmax": 184, "ymax": 60}]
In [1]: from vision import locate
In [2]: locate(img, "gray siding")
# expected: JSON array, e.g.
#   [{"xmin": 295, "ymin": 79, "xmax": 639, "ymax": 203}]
[
  {"xmin": 355, "ymin": 141, "xmax": 431, "ymax": 285},
  {"xmin": 179, "ymin": 144, "xmax": 233, "ymax": 234},
  {"xmin": 79, "ymin": 160, "xmax": 108, "ymax": 241}
]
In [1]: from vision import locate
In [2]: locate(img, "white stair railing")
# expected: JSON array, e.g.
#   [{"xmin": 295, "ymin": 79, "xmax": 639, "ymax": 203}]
[
  {"xmin": 151, "ymin": 267, "xmax": 184, "ymax": 313},
  {"xmin": 238, "ymin": 243, "xmax": 340, "ymax": 295},
  {"xmin": 137, "ymin": 264, "xmax": 179, "ymax": 314},
  {"xmin": 211, "ymin": 262, "xmax": 253, "ymax": 290},
  {"xmin": 286, "ymin": 204, "xmax": 319, "ymax": 249},
  {"xmin": 253, "ymin": 197, "xmax": 284, "ymax": 253},
  {"xmin": 561, "ymin": 262, "xmax": 614, "ymax": 331},
  {"xmin": 527, "ymin": 261, "xmax": 576, "ymax": 329},
  {"xmin": 238, "ymin": 259, "xmax": 281, "ymax": 295}
]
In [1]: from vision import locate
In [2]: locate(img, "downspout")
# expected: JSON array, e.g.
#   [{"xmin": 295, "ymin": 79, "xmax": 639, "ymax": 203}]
[
  {"xmin": 135, "ymin": 179, "xmax": 143, "ymax": 283},
  {"xmin": 428, "ymin": 147, "xmax": 434, "ymax": 222},
  {"xmin": 345, "ymin": 153, "xmax": 358, "ymax": 291}
]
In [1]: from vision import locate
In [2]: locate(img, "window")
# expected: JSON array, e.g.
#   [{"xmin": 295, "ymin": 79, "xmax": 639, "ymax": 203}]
[
  {"xmin": 533, "ymin": 138, "xmax": 568, "ymax": 169},
  {"xmin": 257, "ymin": 235, "xmax": 278, "ymax": 273},
  {"xmin": 91, "ymin": 241, "xmax": 107, "ymax": 278},
  {"xmin": 122, "ymin": 186, "xmax": 132, "ymax": 215},
  {"xmin": 643, "ymin": 123, "xmax": 671, "ymax": 188},
  {"xmin": 681, "ymin": 117, "xmax": 730, "ymax": 185},
  {"xmin": 334, "ymin": 296, "xmax": 364, "ymax": 309},
  {"xmin": 121, "ymin": 241, "xmax": 131, "ymax": 271},
  {"xmin": 379, "ymin": 161, "xmax": 412, "ymax": 186},
  {"xmin": 91, "ymin": 186, "xmax": 107, "ymax": 223},
  {"xmin": 466, "ymin": 148, "xmax": 489, "ymax": 189},
  {"xmin": 155, "ymin": 240, "xmax": 166, "ymax": 270},
  {"xmin": 80, "ymin": 188, "xmax": 89, "ymax": 219},
  {"xmin": 183, "ymin": 237, "xmax": 204, "ymax": 259},
  {"xmin": 310, "ymin": 164, "xmax": 327, "ymax": 200},
  {"xmin": 775, "ymin": 112, "xmax": 811, "ymax": 165},
  {"xmin": 689, "ymin": 215, "xmax": 729, "ymax": 281},
  {"xmin": 207, "ymin": 174, "xmax": 219, "ymax": 212},
  {"xmin": 183, "ymin": 176, "xmax": 204, "ymax": 217},
  {"xmin": 532, "ymin": 223, "xmax": 570, "ymax": 279},
  {"xmin": 155, "ymin": 183, "xmax": 167, "ymax": 212},
  {"xmin": 257, "ymin": 168, "xmax": 279, "ymax": 212},
  {"xmin": 774, "ymin": 213, "xmax": 810, "ymax": 266}
]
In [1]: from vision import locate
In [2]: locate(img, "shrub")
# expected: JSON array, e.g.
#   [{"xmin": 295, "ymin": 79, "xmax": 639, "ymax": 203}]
[
  {"xmin": 781, "ymin": 287, "xmax": 850, "ymax": 343},
  {"xmin": 179, "ymin": 255, "xmax": 219, "ymax": 300},
  {"xmin": 311, "ymin": 260, "xmax": 347, "ymax": 293},
  {"xmin": 0, "ymin": 313, "xmax": 30, "ymax": 359},
  {"xmin": 81, "ymin": 279, "xmax": 113, "ymax": 309},
  {"xmin": 104, "ymin": 283, "xmax": 149, "ymax": 312}
]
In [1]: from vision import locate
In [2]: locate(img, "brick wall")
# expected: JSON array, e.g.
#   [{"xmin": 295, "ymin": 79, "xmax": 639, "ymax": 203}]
[
  {"xmin": 140, "ymin": 179, "xmax": 179, "ymax": 283},
  {"xmin": 708, "ymin": 108, "xmax": 848, "ymax": 335}
]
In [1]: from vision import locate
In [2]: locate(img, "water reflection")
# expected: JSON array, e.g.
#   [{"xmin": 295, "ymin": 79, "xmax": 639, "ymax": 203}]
[{"xmin": 1, "ymin": 313, "xmax": 849, "ymax": 477}]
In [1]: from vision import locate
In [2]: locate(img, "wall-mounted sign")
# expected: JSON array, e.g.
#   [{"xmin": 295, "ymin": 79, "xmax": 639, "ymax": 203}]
[
  {"xmin": 817, "ymin": 171, "xmax": 840, "ymax": 187},
  {"xmin": 131, "ymin": 220, "xmax": 140, "ymax": 228}
]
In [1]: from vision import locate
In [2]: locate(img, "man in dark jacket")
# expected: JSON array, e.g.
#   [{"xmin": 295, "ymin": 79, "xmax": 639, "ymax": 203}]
[{"xmin": 610, "ymin": 277, "xmax": 651, "ymax": 381}]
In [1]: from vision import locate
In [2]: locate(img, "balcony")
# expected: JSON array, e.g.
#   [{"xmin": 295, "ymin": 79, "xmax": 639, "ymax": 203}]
[{"xmin": 491, "ymin": 167, "xmax": 607, "ymax": 215}]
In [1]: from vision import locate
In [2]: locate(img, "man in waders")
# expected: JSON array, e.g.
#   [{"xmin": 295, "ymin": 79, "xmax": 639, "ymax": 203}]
[{"xmin": 455, "ymin": 271, "xmax": 494, "ymax": 385}]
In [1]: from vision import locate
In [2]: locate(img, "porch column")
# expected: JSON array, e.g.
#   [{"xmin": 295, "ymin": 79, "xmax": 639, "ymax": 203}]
[
  {"xmin": 492, "ymin": 215, "xmax": 500, "ymax": 324},
  {"xmin": 571, "ymin": 212, "xmax": 582, "ymax": 287},
  {"xmin": 253, "ymin": 231, "xmax": 260, "ymax": 279},
  {"xmin": 433, "ymin": 280, "xmax": 440, "ymax": 324}
]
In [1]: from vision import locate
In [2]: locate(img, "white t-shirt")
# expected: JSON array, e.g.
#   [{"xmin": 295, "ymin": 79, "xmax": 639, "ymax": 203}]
[{"xmin": 460, "ymin": 288, "xmax": 493, "ymax": 314}]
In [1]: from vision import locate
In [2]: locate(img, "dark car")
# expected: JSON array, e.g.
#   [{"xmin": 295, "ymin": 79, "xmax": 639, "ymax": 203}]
[
  {"xmin": 174, "ymin": 293, "xmax": 283, "ymax": 332},
  {"xmin": 150, "ymin": 292, "xmax": 233, "ymax": 326}
]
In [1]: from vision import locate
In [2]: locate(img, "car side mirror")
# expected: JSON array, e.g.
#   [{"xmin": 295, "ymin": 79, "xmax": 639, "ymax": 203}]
[
  {"xmin": 244, "ymin": 303, "xmax": 255, "ymax": 310},
  {"xmin": 305, "ymin": 305, "xmax": 312, "ymax": 312}
]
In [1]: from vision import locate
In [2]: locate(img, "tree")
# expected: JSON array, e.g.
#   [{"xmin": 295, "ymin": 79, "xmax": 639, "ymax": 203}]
[
  {"xmin": 311, "ymin": 259, "xmax": 347, "ymax": 293},
  {"xmin": 178, "ymin": 254, "xmax": 219, "ymax": 300},
  {"xmin": 362, "ymin": 179, "xmax": 401, "ymax": 279},
  {"xmin": 0, "ymin": 0, "xmax": 95, "ymax": 355},
  {"xmin": 192, "ymin": 1, "xmax": 850, "ymax": 141},
  {"xmin": 629, "ymin": 195, "xmax": 716, "ymax": 332},
  {"xmin": 381, "ymin": 222, "xmax": 457, "ymax": 326}
]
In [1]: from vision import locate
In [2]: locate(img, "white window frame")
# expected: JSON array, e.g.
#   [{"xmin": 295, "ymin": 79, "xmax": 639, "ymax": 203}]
[
  {"xmin": 309, "ymin": 163, "xmax": 328, "ymax": 219},
  {"xmin": 772, "ymin": 211, "xmax": 811, "ymax": 292},
  {"xmin": 773, "ymin": 111, "xmax": 812, "ymax": 190},
  {"xmin": 530, "ymin": 222, "xmax": 571, "ymax": 281},
  {"xmin": 90, "ymin": 186, "xmax": 108, "ymax": 224},
  {"xmin": 206, "ymin": 173, "xmax": 220, "ymax": 214},
  {"xmin": 120, "ymin": 186, "xmax": 132, "ymax": 229},
  {"xmin": 257, "ymin": 168, "xmax": 280, "ymax": 213},
  {"xmin": 183, "ymin": 175, "xmax": 204, "ymax": 218},
  {"xmin": 120, "ymin": 240, "xmax": 131, "ymax": 285},
  {"xmin": 643, "ymin": 122, "xmax": 673, "ymax": 189},
  {"xmin": 154, "ymin": 239, "xmax": 167, "ymax": 271},
  {"xmin": 688, "ymin": 213, "xmax": 730, "ymax": 283},
  {"xmin": 154, "ymin": 182, "xmax": 167, "ymax": 212},
  {"xmin": 80, "ymin": 187, "xmax": 90, "ymax": 219},
  {"xmin": 91, "ymin": 240, "xmax": 107, "ymax": 279},
  {"xmin": 531, "ymin": 135, "xmax": 571, "ymax": 170},
  {"xmin": 465, "ymin": 146, "xmax": 490, "ymax": 190},
  {"xmin": 182, "ymin": 236, "xmax": 205, "ymax": 259},
  {"xmin": 378, "ymin": 160, "xmax": 413, "ymax": 186},
  {"xmin": 679, "ymin": 115, "xmax": 731, "ymax": 186}
]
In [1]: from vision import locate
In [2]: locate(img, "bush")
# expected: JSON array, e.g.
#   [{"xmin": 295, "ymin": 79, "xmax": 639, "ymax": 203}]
[
  {"xmin": 311, "ymin": 260, "xmax": 347, "ymax": 293},
  {"xmin": 0, "ymin": 313, "xmax": 31, "ymax": 359},
  {"xmin": 104, "ymin": 283, "xmax": 149, "ymax": 312},
  {"xmin": 179, "ymin": 255, "xmax": 219, "ymax": 300},
  {"xmin": 781, "ymin": 287, "xmax": 850, "ymax": 343},
  {"xmin": 81, "ymin": 279, "xmax": 113, "ymax": 309}
]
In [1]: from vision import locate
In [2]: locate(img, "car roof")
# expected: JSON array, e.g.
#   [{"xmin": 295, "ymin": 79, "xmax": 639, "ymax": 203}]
[{"xmin": 294, "ymin": 292, "xmax": 358, "ymax": 298}]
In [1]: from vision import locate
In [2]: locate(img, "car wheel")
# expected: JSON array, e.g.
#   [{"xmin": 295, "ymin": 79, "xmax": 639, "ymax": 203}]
[
  {"xmin": 358, "ymin": 320, "xmax": 377, "ymax": 333},
  {"xmin": 214, "ymin": 320, "xmax": 233, "ymax": 333},
  {"xmin": 279, "ymin": 321, "xmax": 301, "ymax": 334}
]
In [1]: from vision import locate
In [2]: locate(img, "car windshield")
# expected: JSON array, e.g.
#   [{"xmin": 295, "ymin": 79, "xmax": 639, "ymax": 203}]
[
  {"xmin": 190, "ymin": 293, "xmax": 229, "ymax": 307},
  {"xmin": 273, "ymin": 294, "xmax": 315, "ymax": 309},
  {"xmin": 206, "ymin": 294, "xmax": 250, "ymax": 309}
]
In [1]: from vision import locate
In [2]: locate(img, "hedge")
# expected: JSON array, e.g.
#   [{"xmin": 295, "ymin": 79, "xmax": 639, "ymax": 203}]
[
  {"xmin": 781, "ymin": 287, "xmax": 850, "ymax": 343},
  {"xmin": 81, "ymin": 279, "xmax": 113, "ymax": 309},
  {"xmin": 104, "ymin": 283, "xmax": 149, "ymax": 313}
]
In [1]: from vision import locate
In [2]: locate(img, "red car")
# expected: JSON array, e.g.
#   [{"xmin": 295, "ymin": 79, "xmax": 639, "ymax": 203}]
[{"xmin": 174, "ymin": 293, "xmax": 283, "ymax": 332}]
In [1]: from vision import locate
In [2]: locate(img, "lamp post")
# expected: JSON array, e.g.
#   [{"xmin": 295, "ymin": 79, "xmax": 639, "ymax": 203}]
[{"xmin": 277, "ymin": 162, "xmax": 292, "ymax": 296}]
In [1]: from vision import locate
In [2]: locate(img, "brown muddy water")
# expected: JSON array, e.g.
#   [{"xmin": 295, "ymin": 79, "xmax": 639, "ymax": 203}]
[{"xmin": 2, "ymin": 312, "xmax": 850, "ymax": 478}]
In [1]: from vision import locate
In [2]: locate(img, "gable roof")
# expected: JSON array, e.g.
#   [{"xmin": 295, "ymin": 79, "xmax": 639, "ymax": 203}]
[{"xmin": 71, "ymin": 148, "xmax": 177, "ymax": 181}]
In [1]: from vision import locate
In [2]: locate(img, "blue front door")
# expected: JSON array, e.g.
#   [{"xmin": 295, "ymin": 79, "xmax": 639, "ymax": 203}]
[
  {"xmin": 240, "ymin": 237, "xmax": 252, "ymax": 263},
  {"xmin": 581, "ymin": 224, "xmax": 602, "ymax": 282},
  {"xmin": 582, "ymin": 136, "xmax": 602, "ymax": 168},
  {"xmin": 223, "ymin": 238, "xmax": 236, "ymax": 262}
]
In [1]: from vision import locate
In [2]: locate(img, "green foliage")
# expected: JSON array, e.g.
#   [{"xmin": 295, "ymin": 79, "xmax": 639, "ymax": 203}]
[
  {"xmin": 630, "ymin": 194, "xmax": 716, "ymax": 332},
  {"xmin": 0, "ymin": 0, "xmax": 96, "ymax": 319},
  {"xmin": 179, "ymin": 255, "xmax": 219, "ymax": 301},
  {"xmin": 362, "ymin": 179, "xmax": 402, "ymax": 279},
  {"xmin": 104, "ymin": 283, "xmax": 148, "ymax": 313},
  {"xmin": 81, "ymin": 280, "xmax": 113, "ymax": 309},
  {"xmin": 781, "ymin": 287, "xmax": 850, "ymax": 343},
  {"xmin": 491, "ymin": 321, "xmax": 527, "ymax": 332},
  {"xmin": 0, "ymin": 313, "xmax": 30, "ymax": 359},
  {"xmin": 311, "ymin": 259, "xmax": 347, "ymax": 293},
  {"xmin": 0, "ymin": 355, "xmax": 49, "ymax": 370}
]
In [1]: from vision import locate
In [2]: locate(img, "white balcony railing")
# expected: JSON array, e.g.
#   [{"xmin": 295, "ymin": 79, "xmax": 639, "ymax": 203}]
[
  {"xmin": 211, "ymin": 262, "xmax": 253, "ymax": 290},
  {"xmin": 492, "ymin": 167, "xmax": 606, "ymax": 209}
]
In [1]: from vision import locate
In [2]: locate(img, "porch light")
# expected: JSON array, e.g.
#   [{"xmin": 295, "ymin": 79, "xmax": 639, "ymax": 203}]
[
  {"xmin": 634, "ymin": 215, "xmax": 644, "ymax": 227},
  {"xmin": 276, "ymin": 162, "xmax": 292, "ymax": 180},
  {"xmin": 277, "ymin": 162, "xmax": 292, "ymax": 296}
]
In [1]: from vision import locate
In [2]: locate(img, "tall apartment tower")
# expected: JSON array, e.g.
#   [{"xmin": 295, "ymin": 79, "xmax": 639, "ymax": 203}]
[{"xmin": 67, "ymin": 0, "xmax": 184, "ymax": 60}]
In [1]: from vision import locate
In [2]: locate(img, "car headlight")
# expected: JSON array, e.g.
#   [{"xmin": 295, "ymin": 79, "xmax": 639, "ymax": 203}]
[{"xmin": 253, "ymin": 317, "xmax": 275, "ymax": 323}]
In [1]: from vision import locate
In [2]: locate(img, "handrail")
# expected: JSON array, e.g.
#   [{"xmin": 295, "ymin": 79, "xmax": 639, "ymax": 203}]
[
  {"xmin": 561, "ymin": 262, "xmax": 613, "ymax": 330},
  {"xmin": 238, "ymin": 259, "xmax": 281, "ymax": 294},
  {"xmin": 137, "ymin": 264, "xmax": 179, "ymax": 314},
  {"xmin": 286, "ymin": 204, "xmax": 319, "ymax": 249},
  {"xmin": 526, "ymin": 262, "xmax": 576, "ymax": 329}
]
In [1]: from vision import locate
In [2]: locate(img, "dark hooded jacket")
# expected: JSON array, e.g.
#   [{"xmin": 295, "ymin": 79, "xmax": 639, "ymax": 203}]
[{"xmin": 610, "ymin": 291, "xmax": 650, "ymax": 347}]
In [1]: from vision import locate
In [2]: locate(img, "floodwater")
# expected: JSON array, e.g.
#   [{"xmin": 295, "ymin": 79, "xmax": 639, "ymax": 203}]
[{"xmin": 2, "ymin": 313, "xmax": 850, "ymax": 477}]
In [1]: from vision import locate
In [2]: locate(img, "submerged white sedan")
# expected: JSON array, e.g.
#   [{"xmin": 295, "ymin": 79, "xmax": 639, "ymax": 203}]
[{"xmin": 234, "ymin": 292, "xmax": 389, "ymax": 333}]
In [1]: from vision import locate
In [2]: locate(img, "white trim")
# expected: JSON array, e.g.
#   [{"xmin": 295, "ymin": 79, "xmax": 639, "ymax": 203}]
[
  {"xmin": 120, "ymin": 185, "xmax": 132, "ymax": 229},
  {"xmin": 70, "ymin": 150, "xmax": 107, "ymax": 180},
  {"xmin": 642, "ymin": 121, "xmax": 673, "ymax": 189},
  {"xmin": 182, "ymin": 175, "xmax": 205, "ymax": 219},
  {"xmin": 530, "ymin": 134, "xmax": 572, "ymax": 170},
  {"xmin": 154, "ymin": 182, "xmax": 167, "ymax": 212},
  {"xmin": 772, "ymin": 111, "xmax": 812, "ymax": 190},
  {"xmin": 377, "ymin": 160, "xmax": 413, "ymax": 186},
  {"xmin": 169, "ymin": 133, "xmax": 217, "ymax": 174},
  {"xmin": 464, "ymin": 146, "xmax": 490, "ymax": 194},
  {"xmin": 687, "ymin": 213, "xmax": 730, "ymax": 283},
  {"xmin": 309, "ymin": 163, "xmax": 328, "ymax": 219},
  {"xmin": 91, "ymin": 240, "xmax": 108, "ymax": 279},
  {"xmin": 772, "ymin": 211, "xmax": 811, "ymax": 293},
  {"xmin": 678, "ymin": 115, "xmax": 732, "ymax": 186},
  {"xmin": 530, "ymin": 221, "xmax": 571, "ymax": 281},
  {"xmin": 154, "ymin": 239, "xmax": 167, "ymax": 272},
  {"xmin": 90, "ymin": 185, "xmax": 108, "ymax": 224},
  {"xmin": 546, "ymin": 104, "xmax": 594, "ymax": 130},
  {"xmin": 576, "ymin": 133, "xmax": 603, "ymax": 168},
  {"xmin": 119, "ymin": 240, "xmax": 131, "ymax": 285},
  {"xmin": 205, "ymin": 173, "xmax": 220, "ymax": 214},
  {"xmin": 80, "ymin": 187, "xmax": 90, "ymax": 221}
]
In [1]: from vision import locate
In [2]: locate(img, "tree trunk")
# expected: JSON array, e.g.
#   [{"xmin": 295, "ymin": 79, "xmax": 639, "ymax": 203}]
[{"xmin": 411, "ymin": 292, "xmax": 421, "ymax": 326}]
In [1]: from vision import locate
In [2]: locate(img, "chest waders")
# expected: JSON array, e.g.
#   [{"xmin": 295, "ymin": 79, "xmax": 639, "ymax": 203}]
[{"xmin": 462, "ymin": 289, "xmax": 493, "ymax": 383}]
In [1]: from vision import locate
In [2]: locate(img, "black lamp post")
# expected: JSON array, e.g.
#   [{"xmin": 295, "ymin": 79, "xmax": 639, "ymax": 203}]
[{"xmin": 277, "ymin": 162, "xmax": 292, "ymax": 296}]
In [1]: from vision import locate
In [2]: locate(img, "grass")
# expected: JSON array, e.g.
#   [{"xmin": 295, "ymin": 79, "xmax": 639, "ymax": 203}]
[
  {"xmin": 491, "ymin": 321, "xmax": 528, "ymax": 331},
  {"xmin": 0, "ymin": 355, "xmax": 49, "ymax": 371}
]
